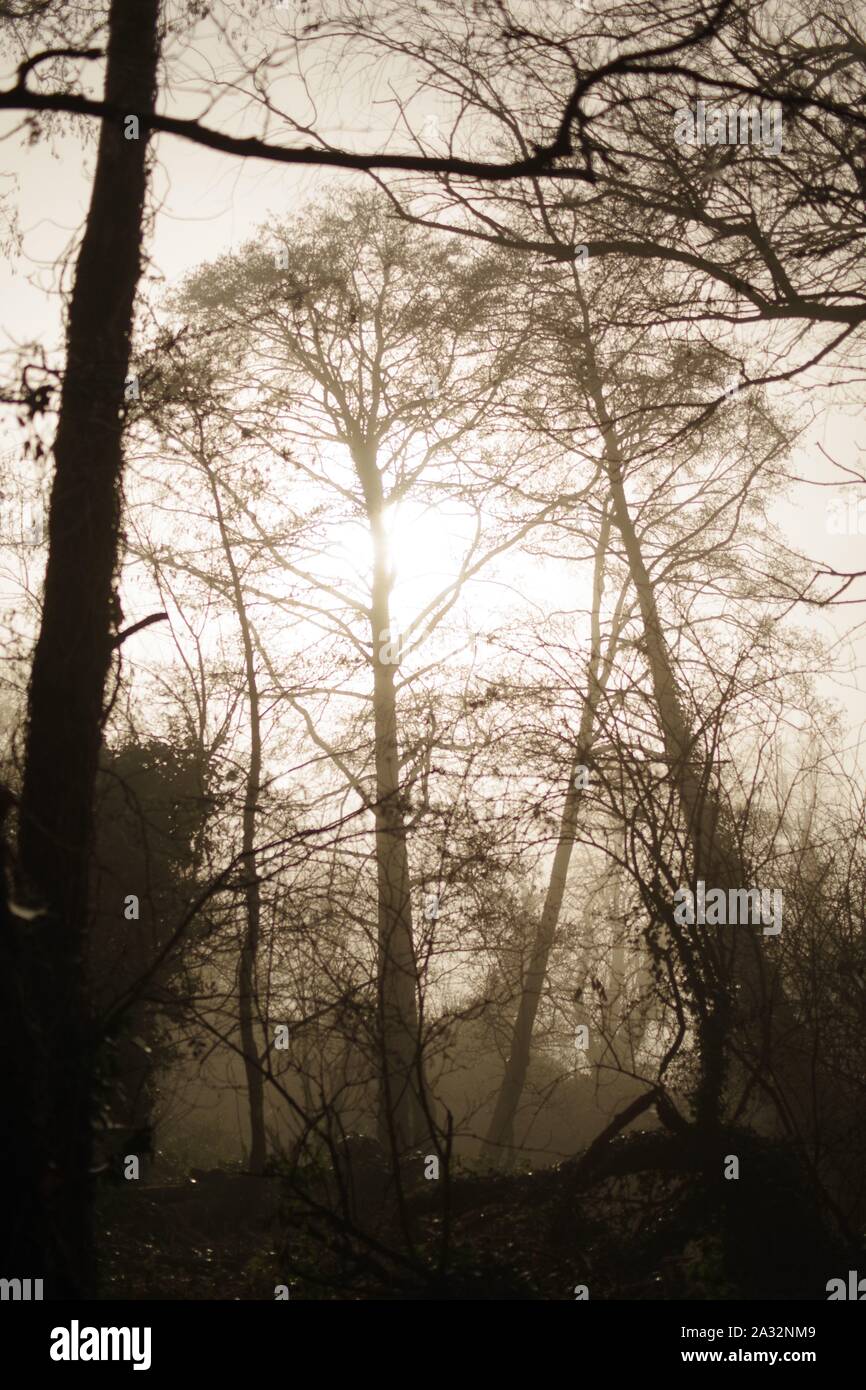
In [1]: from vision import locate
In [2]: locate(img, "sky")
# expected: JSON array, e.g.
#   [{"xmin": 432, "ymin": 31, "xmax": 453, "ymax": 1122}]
[{"xmin": 1, "ymin": 0, "xmax": 864, "ymax": 782}]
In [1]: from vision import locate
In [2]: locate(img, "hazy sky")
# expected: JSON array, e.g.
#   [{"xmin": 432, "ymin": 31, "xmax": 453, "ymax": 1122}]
[{"xmin": 1, "ymin": 2, "xmax": 864, "ymax": 776}]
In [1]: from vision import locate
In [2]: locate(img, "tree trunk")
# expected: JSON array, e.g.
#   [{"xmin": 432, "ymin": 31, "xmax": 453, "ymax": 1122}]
[
  {"xmin": 211, "ymin": 474, "xmax": 267, "ymax": 1175},
  {"xmin": 581, "ymin": 351, "xmax": 747, "ymax": 1126},
  {"xmin": 578, "ymin": 338, "xmax": 831, "ymax": 1140},
  {"xmin": 9, "ymin": 0, "xmax": 160, "ymax": 1298},
  {"xmin": 482, "ymin": 509, "xmax": 618, "ymax": 1166},
  {"xmin": 353, "ymin": 442, "xmax": 427, "ymax": 1154}
]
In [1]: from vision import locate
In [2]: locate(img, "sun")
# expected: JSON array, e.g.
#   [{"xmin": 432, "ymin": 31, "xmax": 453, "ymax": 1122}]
[
  {"xmin": 330, "ymin": 498, "xmax": 472, "ymax": 606},
  {"xmin": 385, "ymin": 499, "xmax": 469, "ymax": 591}
]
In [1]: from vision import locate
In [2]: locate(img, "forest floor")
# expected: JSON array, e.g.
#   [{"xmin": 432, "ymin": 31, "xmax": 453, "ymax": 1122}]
[
  {"xmin": 95, "ymin": 1165, "xmax": 666, "ymax": 1300},
  {"xmin": 95, "ymin": 1131, "xmax": 848, "ymax": 1299},
  {"xmin": 96, "ymin": 1178, "xmax": 274, "ymax": 1300}
]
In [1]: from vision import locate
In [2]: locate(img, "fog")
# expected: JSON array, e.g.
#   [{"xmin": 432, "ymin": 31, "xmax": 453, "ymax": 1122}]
[{"xmin": 2, "ymin": 0, "xmax": 866, "ymax": 1312}]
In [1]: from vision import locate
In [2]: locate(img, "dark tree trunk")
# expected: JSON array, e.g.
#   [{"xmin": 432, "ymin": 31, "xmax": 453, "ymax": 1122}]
[{"xmin": 8, "ymin": 0, "xmax": 160, "ymax": 1298}]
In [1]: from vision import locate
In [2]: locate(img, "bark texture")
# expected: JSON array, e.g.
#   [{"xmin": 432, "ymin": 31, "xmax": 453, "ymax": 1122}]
[{"xmin": 9, "ymin": 0, "xmax": 160, "ymax": 1297}]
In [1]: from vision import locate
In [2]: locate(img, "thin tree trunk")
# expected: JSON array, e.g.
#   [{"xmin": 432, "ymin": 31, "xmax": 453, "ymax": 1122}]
[
  {"xmin": 211, "ymin": 474, "xmax": 267, "ymax": 1175},
  {"xmin": 581, "ymin": 348, "xmax": 744, "ymax": 1126},
  {"xmin": 353, "ymin": 441, "xmax": 427, "ymax": 1154},
  {"xmin": 586, "ymin": 822, "xmax": 628, "ymax": 1074},
  {"xmin": 577, "ymin": 310, "xmax": 830, "ymax": 1139},
  {"xmin": 8, "ymin": 0, "xmax": 160, "ymax": 1298},
  {"xmin": 482, "ymin": 509, "xmax": 620, "ymax": 1166}
]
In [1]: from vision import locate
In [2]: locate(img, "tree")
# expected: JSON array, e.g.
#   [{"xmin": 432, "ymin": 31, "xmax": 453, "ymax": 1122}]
[
  {"xmin": 482, "ymin": 504, "xmax": 632, "ymax": 1165},
  {"xmin": 0, "ymin": 2, "xmax": 737, "ymax": 184},
  {"xmin": 5, "ymin": 0, "xmax": 866, "ymax": 1302},
  {"xmin": 344, "ymin": 1, "xmax": 866, "ymax": 341},
  {"xmin": 2, "ymin": 0, "xmax": 160, "ymax": 1299},
  {"xmin": 147, "ymin": 192, "xmax": 560, "ymax": 1154}
]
